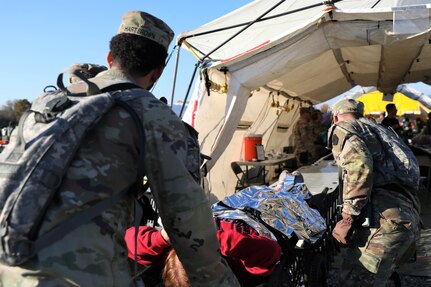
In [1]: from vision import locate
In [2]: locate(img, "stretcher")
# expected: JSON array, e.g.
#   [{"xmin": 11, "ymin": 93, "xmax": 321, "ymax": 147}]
[{"xmin": 135, "ymin": 157, "xmax": 341, "ymax": 287}]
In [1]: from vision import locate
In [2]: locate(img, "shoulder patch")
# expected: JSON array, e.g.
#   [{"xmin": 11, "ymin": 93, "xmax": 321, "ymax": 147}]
[
  {"xmin": 329, "ymin": 124, "xmax": 353, "ymax": 156},
  {"xmin": 332, "ymin": 134, "xmax": 339, "ymax": 146}
]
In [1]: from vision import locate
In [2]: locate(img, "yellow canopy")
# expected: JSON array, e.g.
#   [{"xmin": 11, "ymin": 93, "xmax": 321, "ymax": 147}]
[{"xmin": 357, "ymin": 91, "xmax": 430, "ymax": 116}]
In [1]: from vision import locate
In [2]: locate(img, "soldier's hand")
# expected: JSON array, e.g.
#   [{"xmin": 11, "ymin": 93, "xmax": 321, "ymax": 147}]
[
  {"xmin": 332, "ymin": 212, "xmax": 355, "ymax": 246},
  {"xmin": 161, "ymin": 228, "xmax": 170, "ymax": 244}
]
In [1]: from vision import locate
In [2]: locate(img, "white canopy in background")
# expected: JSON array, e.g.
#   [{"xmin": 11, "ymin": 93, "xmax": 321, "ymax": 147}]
[{"xmin": 178, "ymin": 0, "xmax": 431, "ymax": 199}]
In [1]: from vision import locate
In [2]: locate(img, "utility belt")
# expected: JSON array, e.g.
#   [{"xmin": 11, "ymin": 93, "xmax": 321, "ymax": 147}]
[
  {"xmin": 376, "ymin": 183, "xmax": 417, "ymax": 210},
  {"xmin": 357, "ymin": 183, "xmax": 417, "ymax": 229}
]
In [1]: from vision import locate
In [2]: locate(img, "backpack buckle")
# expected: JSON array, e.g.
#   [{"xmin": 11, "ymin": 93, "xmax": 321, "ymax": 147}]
[{"xmin": 1, "ymin": 238, "xmax": 35, "ymax": 266}]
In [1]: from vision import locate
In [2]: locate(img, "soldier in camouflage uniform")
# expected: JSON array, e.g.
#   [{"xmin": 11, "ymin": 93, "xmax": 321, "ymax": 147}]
[
  {"xmin": 293, "ymin": 107, "xmax": 315, "ymax": 165},
  {"xmin": 311, "ymin": 109, "xmax": 328, "ymax": 160},
  {"xmin": 0, "ymin": 11, "xmax": 239, "ymax": 287},
  {"xmin": 328, "ymin": 99, "xmax": 421, "ymax": 286}
]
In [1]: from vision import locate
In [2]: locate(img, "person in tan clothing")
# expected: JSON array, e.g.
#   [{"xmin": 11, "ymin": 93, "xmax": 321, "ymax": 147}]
[{"xmin": 293, "ymin": 107, "xmax": 315, "ymax": 165}]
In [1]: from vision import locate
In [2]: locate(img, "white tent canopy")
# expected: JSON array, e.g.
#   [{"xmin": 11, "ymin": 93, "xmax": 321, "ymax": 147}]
[{"xmin": 178, "ymin": 0, "xmax": 431, "ymax": 199}]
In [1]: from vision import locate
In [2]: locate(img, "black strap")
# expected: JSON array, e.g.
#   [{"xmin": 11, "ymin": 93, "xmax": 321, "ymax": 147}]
[
  {"xmin": 34, "ymin": 187, "xmax": 128, "ymax": 252},
  {"xmin": 338, "ymin": 166, "xmax": 344, "ymax": 203},
  {"xmin": 132, "ymin": 200, "xmax": 144, "ymax": 282},
  {"xmin": 114, "ymin": 98, "xmax": 146, "ymax": 197},
  {"xmin": 57, "ymin": 69, "xmax": 101, "ymax": 96},
  {"xmin": 107, "ymin": 83, "xmax": 146, "ymax": 282},
  {"xmin": 104, "ymin": 83, "xmax": 147, "ymax": 281},
  {"xmin": 101, "ymin": 83, "xmax": 140, "ymax": 93}
]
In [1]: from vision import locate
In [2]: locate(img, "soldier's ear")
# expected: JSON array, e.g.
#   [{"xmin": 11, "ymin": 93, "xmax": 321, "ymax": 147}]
[
  {"xmin": 154, "ymin": 66, "xmax": 164, "ymax": 80},
  {"xmin": 149, "ymin": 66, "xmax": 164, "ymax": 83},
  {"xmin": 107, "ymin": 52, "xmax": 114, "ymax": 68},
  {"xmin": 333, "ymin": 115, "xmax": 339, "ymax": 124}
]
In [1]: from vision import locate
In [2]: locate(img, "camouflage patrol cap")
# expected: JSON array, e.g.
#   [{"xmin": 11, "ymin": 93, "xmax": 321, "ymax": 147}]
[
  {"xmin": 118, "ymin": 11, "xmax": 174, "ymax": 51},
  {"xmin": 69, "ymin": 63, "xmax": 108, "ymax": 83},
  {"xmin": 332, "ymin": 99, "xmax": 361, "ymax": 115}
]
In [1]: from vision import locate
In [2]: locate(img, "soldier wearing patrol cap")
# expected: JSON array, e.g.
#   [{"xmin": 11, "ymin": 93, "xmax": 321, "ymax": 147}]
[
  {"xmin": 0, "ymin": 11, "xmax": 239, "ymax": 287},
  {"xmin": 328, "ymin": 99, "xmax": 421, "ymax": 286},
  {"xmin": 293, "ymin": 107, "xmax": 315, "ymax": 165}
]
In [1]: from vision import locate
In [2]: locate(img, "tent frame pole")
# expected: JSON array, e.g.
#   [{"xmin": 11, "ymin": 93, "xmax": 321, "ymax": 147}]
[
  {"xmin": 178, "ymin": 0, "xmax": 343, "ymax": 61},
  {"xmin": 180, "ymin": 62, "xmax": 200, "ymax": 118},
  {"xmin": 200, "ymin": 0, "xmax": 287, "ymax": 62},
  {"xmin": 170, "ymin": 45, "xmax": 181, "ymax": 107}
]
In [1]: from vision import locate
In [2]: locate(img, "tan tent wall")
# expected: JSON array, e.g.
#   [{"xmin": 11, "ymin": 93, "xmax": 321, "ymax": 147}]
[{"xmin": 189, "ymin": 72, "xmax": 304, "ymax": 199}]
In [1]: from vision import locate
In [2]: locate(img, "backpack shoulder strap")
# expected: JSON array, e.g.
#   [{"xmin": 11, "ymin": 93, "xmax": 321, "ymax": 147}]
[
  {"xmin": 113, "ymin": 97, "xmax": 146, "ymax": 195},
  {"xmin": 101, "ymin": 82, "xmax": 140, "ymax": 93},
  {"xmin": 33, "ymin": 186, "xmax": 129, "ymax": 253},
  {"xmin": 103, "ymin": 82, "xmax": 146, "ymax": 283}
]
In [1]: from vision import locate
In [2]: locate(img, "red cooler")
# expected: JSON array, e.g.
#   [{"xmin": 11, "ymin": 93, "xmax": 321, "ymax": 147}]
[{"xmin": 243, "ymin": 134, "xmax": 263, "ymax": 161}]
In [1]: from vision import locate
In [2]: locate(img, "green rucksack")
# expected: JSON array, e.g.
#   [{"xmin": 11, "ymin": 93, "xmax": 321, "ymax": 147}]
[
  {"xmin": 334, "ymin": 117, "xmax": 420, "ymax": 190},
  {"xmin": 0, "ymin": 69, "xmax": 145, "ymax": 266}
]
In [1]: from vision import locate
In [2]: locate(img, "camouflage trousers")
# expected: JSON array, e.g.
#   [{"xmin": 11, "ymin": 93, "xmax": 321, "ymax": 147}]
[
  {"xmin": 338, "ymin": 194, "xmax": 421, "ymax": 287},
  {"xmin": 0, "ymin": 222, "xmax": 133, "ymax": 287}
]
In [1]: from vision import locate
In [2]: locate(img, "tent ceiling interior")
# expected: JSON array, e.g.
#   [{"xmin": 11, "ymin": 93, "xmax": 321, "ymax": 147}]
[{"xmin": 178, "ymin": 0, "xmax": 431, "ymax": 104}]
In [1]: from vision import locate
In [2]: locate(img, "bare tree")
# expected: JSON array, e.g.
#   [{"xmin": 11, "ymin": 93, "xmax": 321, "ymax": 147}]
[
  {"xmin": 14, "ymin": 99, "xmax": 31, "ymax": 122},
  {"xmin": 0, "ymin": 99, "xmax": 32, "ymax": 128}
]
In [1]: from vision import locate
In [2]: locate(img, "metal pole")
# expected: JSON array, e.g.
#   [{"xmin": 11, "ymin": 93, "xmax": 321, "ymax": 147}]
[
  {"xmin": 201, "ymin": 0, "xmax": 287, "ymax": 62},
  {"xmin": 180, "ymin": 62, "xmax": 200, "ymax": 118},
  {"xmin": 177, "ymin": 0, "xmax": 344, "ymax": 60},
  {"xmin": 170, "ymin": 46, "xmax": 181, "ymax": 107}
]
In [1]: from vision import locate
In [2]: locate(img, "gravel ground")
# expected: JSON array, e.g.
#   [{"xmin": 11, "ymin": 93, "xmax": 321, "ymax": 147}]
[{"xmin": 327, "ymin": 268, "xmax": 431, "ymax": 287}]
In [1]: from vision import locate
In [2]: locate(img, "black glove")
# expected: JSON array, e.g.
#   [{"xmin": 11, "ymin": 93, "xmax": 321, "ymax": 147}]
[{"xmin": 332, "ymin": 212, "xmax": 355, "ymax": 246}]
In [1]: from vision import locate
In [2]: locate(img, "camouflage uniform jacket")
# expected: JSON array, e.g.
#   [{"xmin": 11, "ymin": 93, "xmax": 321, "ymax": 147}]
[
  {"xmin": 293, "ymin": 117, "xmax": 314, "ymax": 156},
  {"xmin": 328, "ymin": 118, "xmax": 419, "ymax": 216},
  {"xmin": 2, "ymin": 70, "xmax": 238, "ymax": 287},
  {"xmin": 312, "ymin": 121, "xmax": 326, "ymax": 144}
]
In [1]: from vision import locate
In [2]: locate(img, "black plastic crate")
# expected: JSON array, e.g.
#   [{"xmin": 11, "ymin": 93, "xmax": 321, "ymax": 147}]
[{"xmin": 264, "ymin": 187, "xmax": 340, "ymax": 287}]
